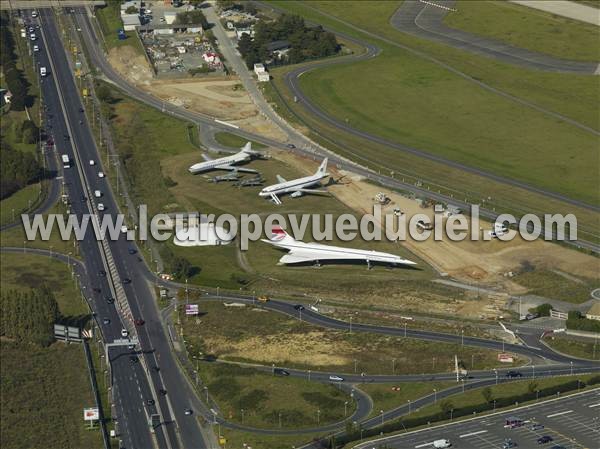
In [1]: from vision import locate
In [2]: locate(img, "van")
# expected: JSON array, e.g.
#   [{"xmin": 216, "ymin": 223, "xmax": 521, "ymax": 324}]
[
  {"xmin": 94, "ymin": 190, "xmax": 101, "ymax": 198},
  {"xmin": 97, "ymin": 203, "xmax": 105, "ymax": 211},
  {"xmin": 40, "ymin": 66, "xmax": 47, "ymax": 77},
  {"xmin": 433, "ymin": 440, "xmax": 452, "ymax": 448}
]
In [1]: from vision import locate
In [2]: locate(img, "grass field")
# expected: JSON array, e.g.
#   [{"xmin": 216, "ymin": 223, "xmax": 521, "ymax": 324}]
[
  {"xmin": 445, "ymin": 1, "xmax": 600, "ymax": 62},
  {"xmin": 178, "ymin": 301, "xmax": 522, "ymax": 375},
  {"xmin": 0, "ymin": 183, "xmax": 41, "ymax": 226},
  {"xmin": 0, "ymin": 253, "xmax": 100, "ymax": 449},
  {"xmin": 544, "ymin": 335, "xmax": 599, "ymax": 360},
  {"xmin": 213, "ymin": 131, "xmax": 267, "ymax": 149},
  {"xmin": 359, "ymin": 381, "xmax": 455, "ymax": 419},
  {"xmin": 198, "ymin": 362, "xmax": 355, "ymax": 429},
  {"xmin": 0, "ymin": 341, "xmax": 102, "ymax": 449},
  {"xmin": 267, "ymin": 1, "xmax": 600, "ymax": 207},
  {"xmin": 512, "ymin": 269, "xmax": 599, "ymax": 304},
  {"xmin": 95, "ymin": 2, "xmax": 144, "ymax": 54}
]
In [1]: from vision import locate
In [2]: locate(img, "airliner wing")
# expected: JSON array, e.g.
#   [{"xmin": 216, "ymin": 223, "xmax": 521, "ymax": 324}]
[
  {"xmin": 276, "ymin": 175, "xmax": 287, "ymax": 183},
  {"xmin": 214, "ymin": 164, "xmax": 257, "ymax": 173},
  {"xmin": 279, "ymin": 249, "xmax": 380, "ymax": 264},
  {"xmin": 293, "ymin": 188, "xmax": 330, "ymax": 195}
]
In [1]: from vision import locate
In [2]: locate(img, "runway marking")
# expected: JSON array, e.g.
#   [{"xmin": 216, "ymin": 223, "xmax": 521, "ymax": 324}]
[
  {"xmin": 588, "ymin": 403, "xmax": 600, "ymax": 408},
  {"xmin": 460, "ymin": 430, "xmax": 488, "ymax": 438},
  {"xmin": 546, "ymin": 410, "xmax": 573, "ymax": 418}
]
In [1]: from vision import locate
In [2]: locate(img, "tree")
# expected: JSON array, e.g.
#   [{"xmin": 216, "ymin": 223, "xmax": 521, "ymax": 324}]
[
  {"xmin": 527, "ymin": 381, "xmax": 539, "ymax": 394},
  {"xmin": 482, "ymin": 386, "xmax": 493, "ymax": 403},
  {"xmin": 125, "ymin": 5, "xmax": 138, "ymax": 14},
  {"xmin": 21, "ymin": 120, "xmax": 39, "ymax": 144},
  {"xmin": 96, "ymin": 84, "xmax": 112, "ymax": 103},
  {"xmin": 439, "ymin": 399, "xmax": 453, "ymax": 416}
]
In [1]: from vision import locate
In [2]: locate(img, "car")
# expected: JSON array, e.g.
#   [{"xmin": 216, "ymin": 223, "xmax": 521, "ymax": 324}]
[
  {"xmin": 122, "ymin": 278, "xmax": 132, "ymax": 285},
  {"xmin": 529, "ymin": 423, "xmax": 544, "ymax": 431},
  {"xmin": 99, "ymin": 269, "xmax": 106, "ymax": 276},
  {"xmin": 97, "ymin": 203, "xmax": 105, "ymax": 211},
  {"xmin": 433, "ymin": 440, "xmax": 452, "ymax": 449},
  {"xmin": 33, "ymin": 44, "xmax": 39, "ymax": 52},
  {"xmin": 153, "ymin": 365, "xmax": 160, "ymax": 372},
  {"xmin": 89, "ymin": 159, "xmax": 95, "ymax": 166},
  {"xmin": 506, "ymin": 371, "xmax": 523, "ymax": 378},
  {"xmin": 93, "ymin": 287, "xmax": 101, "ymax": 293},
  {"xmin": 31, "ymin": 10, "xmax": 38, "ymax": 17},
  {"xmin": 184, "ymin": 409, "xmax": 193, "ymax": 416},
  {"xmin": 94, "ymin": 190, "xmax": 101, "ymax": 198},
  {"xmin": 525, "ymin": 313, "xmax": 539, "ymax": 320},
  {"xmin": 274, "ymin": 368, "xmax": 290, "ymax": 376},
  {"xmin": 159, "ymin": 389, "xmax": 167, "ymax": 395},
  {"xmin": 329, "ymin": 375, "xmax": 344, "ymax": 382},
  {"xmin": 160, "ymin": 17, "xmax": 166, "ymax": 22},
  {"xmin": 98, "ymin": 171, "xmax": 105, "ymax": 178},
  {"xmin": 30, "ymin": 33, "xmax": 36, "ymax": 41},
  {"xmin": 537, "ymin": 436, "xmax": 553, "ymax": 444},
  {"xmin": 63, "ymin": 133, "xmax": 70, "ymax": 140},
  {"xmin": 294, "ymin": 304, "xmax": 305, "ymax": 310},
  {"xmin": 102, "ymin": 317, "xmax": 110, "ymax": 325},
  {"xmin": 121, "ymin": 329, "xmax": 129, "ymax": 337},
  {"xmin": 286, "ymin": 143, "xmax": 296, "ymax": 149},
  {"xmin": 106, "ymin": 297, "xmax": 114, "ymax": 304},
  {"xmin": 127, "ymin": 344, "xmax": 135, "ymax": 350},
  {"xmin": 134, "ymin": 319, "xmax": 145, "ymax": 326},
  {"xmin": 146, "ymin": 399, "xmax": 155, "ymax": 406},
  {"xmin": 502, "ymin": 439, "xmax": 517, "ymax": 449},
  {"xmin": 129, "ymin": 356, "xmax": 138, "ymax": 364},
  {"xmin": 81, "ymin": 195, "xmax": 87, "ymax": 202},
  {"xmin": 128, "ymin": 248, "xmax": 137, "ymax": 255},
  {"xmin": 121, "ymin": 226, "xmax": 128, "ymax": 233}
]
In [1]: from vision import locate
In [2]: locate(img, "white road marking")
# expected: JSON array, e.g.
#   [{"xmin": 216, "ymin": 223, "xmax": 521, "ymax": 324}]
[
  {"xmin": 460, "ymin": 430, "xmax": 488, "ymax": 438},
  {"xmin": 414, "ymin": 443, "xmax": 433, "ymax": 448},
  {"xmin": 588, "ymin": 403, "xmax": 600, "ymax": 408},
  {"xmin": 546, "ymin": 410, "xmax": 573, "ymax": 418}
]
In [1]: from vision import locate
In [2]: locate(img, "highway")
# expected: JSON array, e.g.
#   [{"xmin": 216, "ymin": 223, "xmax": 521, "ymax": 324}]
[
  {"xmin": 71, "ymin": 6, "xmax": 600, "ymax": 254},
  {"xmin": 34, "ymin": 9, "xmax": 215, "ymax": 449},
  {"xmin": 391, "ymin": 0, "xmax": 600, "ymax": 75}
]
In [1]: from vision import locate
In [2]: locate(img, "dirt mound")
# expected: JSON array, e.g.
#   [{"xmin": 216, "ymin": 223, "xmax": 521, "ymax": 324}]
[{"xmin": 107, "ymin": 46, "xmax": 154, "ymax": 85}]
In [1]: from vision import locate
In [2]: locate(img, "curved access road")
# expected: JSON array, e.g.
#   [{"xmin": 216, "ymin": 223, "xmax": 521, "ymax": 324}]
[{"xmin": 391, "ymin": 0, "xmax": 600, "ymax": 75}]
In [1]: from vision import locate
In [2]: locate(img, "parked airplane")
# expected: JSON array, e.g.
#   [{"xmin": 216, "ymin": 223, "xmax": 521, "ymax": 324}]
[
  {"xmin": 259, "ymin": 158, "xmax": 329, "ymax": 205},
  {"xmin": 262, "ymin": 227, "xmax": 416, "ymax": 268},
  {"xmin": 188, "ymin": 142, "xmax": 260, "ymax": 174}
]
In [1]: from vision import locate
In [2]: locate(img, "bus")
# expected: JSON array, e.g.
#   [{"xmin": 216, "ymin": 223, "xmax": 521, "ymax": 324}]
[{"xmin": 61, "ymin": 154, "xmax": 70, "ymax": 168}]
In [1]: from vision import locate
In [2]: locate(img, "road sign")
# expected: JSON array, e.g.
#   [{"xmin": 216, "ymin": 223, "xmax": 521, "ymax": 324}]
[
  {"xmin": 185, "ymin": 304, "xmax": 199, "ymax": 316},
  {"xmin": 83, "ymin": 407, "xmax": 99, "ymax": 421}
]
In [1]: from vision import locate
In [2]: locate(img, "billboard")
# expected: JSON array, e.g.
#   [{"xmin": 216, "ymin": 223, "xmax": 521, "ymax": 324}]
[
  {"xmin": 83, "ymin": 408, "xmax": 99, "ymax": 421},
  {"xmin": 185, "ymin": 304, "xmax": 199, "ymax": 316}
]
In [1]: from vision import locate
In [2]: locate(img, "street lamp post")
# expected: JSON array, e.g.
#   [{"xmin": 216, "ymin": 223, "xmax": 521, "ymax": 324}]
[
  {"xmin": 494, "ymin": 368, "xmax": 498, "ymax": 385},
  {"xmin": 380, "ymin": 410, "xmax": 384, "ymax": 426},
  {"xmin": 241, "ymin": 409, "xmax": 244, "ymax": 424},
  {"xmin": 407, "ymin": 400, "xmax": 411, "ymax": 414},
  {"xmin": 344, "ymin": 401, "xmax": 348, "ymax": 417},
  {"xmin": 392, "ymin": 358, "xmax": 396, "ymax": 374},
  {"xmin": 433, "ymin": 388, "xmax": 437, "ymax": 403},
  {"xmin": 317, "ymin": 409, "xmax": 320, "ymax": 425},
  {"xmin": 308, "ymin": 369, "xmax": 311, "ymax": 381}
]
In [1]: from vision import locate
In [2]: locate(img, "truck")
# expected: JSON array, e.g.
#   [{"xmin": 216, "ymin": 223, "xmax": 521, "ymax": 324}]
[
  {"xmin": 61, "ymin": 154, "xmax": 70, "ymax": 168},
  {"xmin": 40, "ymin": 66, "xmax": 47, "ymax": 77}
]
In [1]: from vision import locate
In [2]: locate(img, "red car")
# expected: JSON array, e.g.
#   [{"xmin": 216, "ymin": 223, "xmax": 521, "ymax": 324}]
[{"xmin": 134, "ymin": 319, "xmax": 145, "ymax": 326}]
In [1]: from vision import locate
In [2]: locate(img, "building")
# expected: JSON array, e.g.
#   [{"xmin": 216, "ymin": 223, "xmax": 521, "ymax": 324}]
[
  {"xmin": 253, "ymin": 63, "xmax": 266, "ymax": 74},
  {"xmin": 164, "ymin": 11, "xmax": 178, "ymax": 25},
  {"xmin": 266, "ymin": 40, "xmax": 290, "ymax": 57},
  {"xmin": 584, "ymin": 301, "xmax": 600, "ymax": 321},
  {"xmin": 235, "ymin": 28, "xmax": 254, "ymax": 39},
  {"xmin": 122, "ymin": 14, "xmax": 141, "ymax": 31},
  {"xmin": 203, "ymin": 52, "xmax": 220, "ymax": 64},
  {"xmin": 257, "ymin": 72, "xmax": 270, "ymax": 82}
]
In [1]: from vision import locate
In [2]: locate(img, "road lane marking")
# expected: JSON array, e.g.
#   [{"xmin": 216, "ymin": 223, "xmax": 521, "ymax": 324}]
[
  {"xmin": 460, "ymin": 430, "xmax": 488, "ymax": 438},
  {"xmin": 414, "ymin": 443, "xmax": 433, "ymax": 448},
  {"xmin": 588, "ymin": 403, "xmax": 600, "ymax": 408},
  {"xmin": 546, "ymin": 410, "xmax": 573, "ymax": 418}
]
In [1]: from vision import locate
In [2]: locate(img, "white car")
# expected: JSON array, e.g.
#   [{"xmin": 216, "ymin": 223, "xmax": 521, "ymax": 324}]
[
  {"xmin": 329, "ymin": 375, "xmax": 344, "ymax": 382},
  {"xmin": 433, "ymin": 439, "xmax": 452, "ymax": 448},
  {"xmin": 97, "ymin": 203, "xmax": 105, "ymax": 211},
  {"xmin": 121, "ymin": 329, "xmax": 129, "ymax": 338},
  {"xmin": 30, "ymin": 33, "xmax": 36, "ymax": 41},
  {"xmin": 98, "ymin": 171, "xmax": 105, "ymax": 178},
  {"xmin": 89, "ymin": 160, "xmax": 95, "ymax": 166},
  {"xmin": 31, "ymin": 10, "xmax": 38, "ymax": 17},
  {"xmin": 121, "ymin": 226, "xmax": 128, "ymax": 233},
  {"xmin": 33, "ymin": 44, "xmax": 39, "ymax": 52},
  {"xmin": 94, "ymin": 190, "xmax": 101, "ymax": 198}
]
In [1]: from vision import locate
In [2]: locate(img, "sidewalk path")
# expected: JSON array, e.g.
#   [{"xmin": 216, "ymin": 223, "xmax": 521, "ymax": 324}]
[{"xmin": 510, "ymin": 1, "xmax": 600, "ymax": 26}]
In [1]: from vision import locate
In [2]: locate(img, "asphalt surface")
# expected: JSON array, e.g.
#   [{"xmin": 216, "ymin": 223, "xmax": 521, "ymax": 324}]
[
  {"xmin": 391, "ymin": 0, "xmax": 599, "ymax": 75},
  {"xmin": 355, "ymin": 388, "xmax": 600, "ymax": 449},
  {"xmin": 35, "ymin": 9, "xmax": 215, "ymax": 449},
  {"xmin": 72, "ymin": 5, "xmax": 600, "ymax": 254}
]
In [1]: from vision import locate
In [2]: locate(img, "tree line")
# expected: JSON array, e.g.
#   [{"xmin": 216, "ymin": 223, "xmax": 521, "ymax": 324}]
[
  {"xmin": 0, "ymin": 288, "xmax": 59, "ymax": 347},
  {"xmin": 0, "ymin": 141, "xmax": 42, "ymax": 199},
  {"xmin": 237, "ymin": 14, "xmax": 339, "ymax": 69},
  {"xmin": 0, "ymin": 11, "xmax": 33, "ymax": 111}
]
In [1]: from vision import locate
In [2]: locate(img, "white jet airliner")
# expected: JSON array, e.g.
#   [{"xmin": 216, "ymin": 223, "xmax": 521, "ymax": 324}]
[
  {"xmin": 188, "ymin": 142, "xmax": 260, "ymax": 174},
  {"xmin": 259, "ymin": 158, "xmax": 329, "ymax": 205},
  {"xmin": 262, "ymin": 227, "xmax": 416, "ymax": 268}
]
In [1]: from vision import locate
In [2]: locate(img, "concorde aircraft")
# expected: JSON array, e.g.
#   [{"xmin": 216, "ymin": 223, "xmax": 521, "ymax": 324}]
[
  {"xmin": 259, "ymin": 157, "xmax": 330, "ymax": 205},
  {"xmin": 262, "ymin": 227, "xmax": 416, "ymax": 268},
  {"xmin": 188, "ymin": 142, "xmax": 261, "ymax": 174}
]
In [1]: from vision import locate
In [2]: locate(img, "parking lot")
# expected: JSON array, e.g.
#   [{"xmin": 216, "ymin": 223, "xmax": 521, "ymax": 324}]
[{"xmin": 357, "ymin": 389, "xmax": 600, "ymax": 448}]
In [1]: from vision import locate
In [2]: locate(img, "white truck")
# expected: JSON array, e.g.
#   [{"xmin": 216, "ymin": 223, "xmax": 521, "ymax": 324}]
[{"xmin": 61, "ymin": 154, "xmax": 70, "ymax": 168}]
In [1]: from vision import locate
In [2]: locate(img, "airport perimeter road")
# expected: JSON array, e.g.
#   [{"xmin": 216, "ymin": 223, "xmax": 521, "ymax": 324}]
[
  {"xmin": 391, "ymin": 0, "xmax": 599, "ymax": 75},
  {"xmin": 354, "ymin": 388, "xmax": 600, "ymax": 449},
  {"xmin": 38, "ymin": 10, "xmax": 215, "ymax": 449},
  {"xmin": 72, "ymin": 6, "xmax": 600, "ymax": 254}
]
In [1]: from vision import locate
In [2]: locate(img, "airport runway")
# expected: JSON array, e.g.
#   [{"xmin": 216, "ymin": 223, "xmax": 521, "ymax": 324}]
[{"xmin": 390, "ymin": 0, "xmax": 599, "ymax": 75}]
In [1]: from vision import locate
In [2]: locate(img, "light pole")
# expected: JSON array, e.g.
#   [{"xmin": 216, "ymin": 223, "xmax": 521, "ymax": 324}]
[
  {"xmin": 433, "ymin": 388, "xmax": 437, "ymax": 403},
  {"xmin": 493, "ymin": 400, "xmax": 496, "ymax": 411},
  {"xmin": 349, "ymin": 316, "xmax": 352, "ymax": 333},
  {"xmin": 380, "ymin": 410, "xmax": 384, "ymax": 426},
  {"xmin": 461, "ymin": 378, "xmax": 465, "ymax": 393},
  {"xmin": 344, "ymin": 401, "xmax": 348, "ymax": 417},
  {"xmin": 570, "ymin": 361, "xmax": 573, "ymax": 376},
  {"xmin": 532, "ymin": 365, "xmax": 535, "ymax": 379},
  {"xmin": 494, "ymin": 368, "xmax": 498, "ymax": 385},
  {"xmin": 278, "ymin": 412, "xmax": 282, "ymax": 428},
  {"xmin": 407, "ymin": 400, "xmax": 411, "ymax": 414},
  {"xmin": 308, "ymin": 369, "xmax": 311, "ymax": 381},
  {"xmin": 450, "ymin": 409, "xmax": 454, "ymax": 421},
  {"xmin": 461, "ymin": 329, "xmax": 464, "ymax": 347},
  {"xmin": 317, "ymin": 409, "xmax": 320, "ymax": 425},
  {"xmin": 404, "ymin": 322, "xmax": 407, "ymax": 337},
  {"xmin": 241, "ymin": 409, "xmax": 244, "ymax": 424},
  {"xmin": 204, "ymin": 386, "xmax": 208, "ymax": 403},
  {"xmin": 185, "ymin": 278, "xmax": 188, "ymax": 305},
  {"xmin": 392, "ymin": 358, "xmax": 396, "ymax": 374},
  {"xmin": 354, "ymin": 359, "xmax": 358, "ymax": 374}
]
